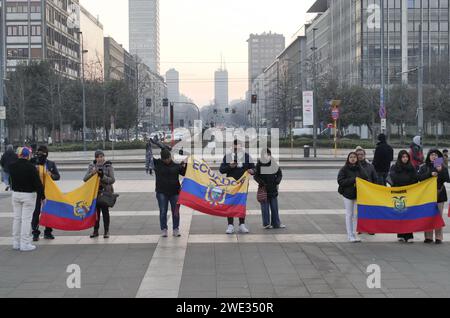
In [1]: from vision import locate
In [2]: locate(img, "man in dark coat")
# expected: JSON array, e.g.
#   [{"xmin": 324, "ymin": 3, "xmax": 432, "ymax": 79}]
[
  {"xmin": 372, "ymin": 134, "xmax": 394, "ymax": 185},
  {"xmin": 1, "ymin": 144, "xmax": 18, "ymax": 191}
]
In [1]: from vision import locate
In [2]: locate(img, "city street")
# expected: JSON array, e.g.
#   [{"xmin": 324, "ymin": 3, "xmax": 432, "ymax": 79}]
[{"xmin": 1, "ymin": 169, "xmax": 450, "ymax": 298}]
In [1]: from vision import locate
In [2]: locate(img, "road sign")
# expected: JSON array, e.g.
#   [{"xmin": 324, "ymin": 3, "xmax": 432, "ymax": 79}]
[
  {"xmin": 381, "ymin": 118, "xmax": 387, "ymax": 131},
  {"xmin": 0, "ymin": 106, "xmax": 6, "ymax": 120}
]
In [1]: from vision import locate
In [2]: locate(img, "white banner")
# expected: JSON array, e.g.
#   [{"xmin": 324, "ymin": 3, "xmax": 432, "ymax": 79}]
[{"xmin": 303, "ymin": 91, "xmax": 314, "ymax": 127}]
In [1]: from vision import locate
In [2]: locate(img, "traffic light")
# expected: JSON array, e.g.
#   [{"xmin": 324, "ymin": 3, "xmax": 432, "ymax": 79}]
[
  {"xmin": 251, "ymin": 94, "xmax": 257, "ymax": 104},
  {"xmin": 162, "ymin": 98, "xmax": 169, "ymax": 107},
  {"xmin": 146, "ymin": 98, "xmax": 152, "ymax": 108}
]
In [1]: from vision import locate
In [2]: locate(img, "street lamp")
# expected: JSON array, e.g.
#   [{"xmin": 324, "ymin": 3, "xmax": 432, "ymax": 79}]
[
  {"xmin": 311, "ymin": 28, "xmax": 318, "ymax": 158},
  {"xmin": 76, "ymin": 30, "xmax": 88, "ymax": 152}
]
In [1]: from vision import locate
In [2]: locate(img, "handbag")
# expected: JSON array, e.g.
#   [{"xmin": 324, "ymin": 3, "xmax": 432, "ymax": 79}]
[
  {"xmin": 97, "ymin": 191, "xmax": 119, "ymax": 208},
  {"xmin": 257, "ymin": 185, "xmax": 268, "ymax": 203}
]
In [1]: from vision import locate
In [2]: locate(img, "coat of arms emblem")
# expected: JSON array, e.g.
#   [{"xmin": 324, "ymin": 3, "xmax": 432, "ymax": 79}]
[
  {"xmin": 74, "ymin": 201, "xmax": 90, "ymax": 219},
  {"xmin": 205, "ymin": 184, "xmax": 227, "ymax": 206},
  {"xmin": 392, "ymin": 196, "xmax": 407, "ymax": 212}
]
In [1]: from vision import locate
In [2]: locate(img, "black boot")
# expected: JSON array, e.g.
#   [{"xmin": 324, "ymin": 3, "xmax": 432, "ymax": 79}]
[
  {"xmin": 104, "ymin": 231, "xmax": 110, "ymax": 239},
  {"xmin": 90, "ymin": 231, "xmax": 99, "ymax": 238}
]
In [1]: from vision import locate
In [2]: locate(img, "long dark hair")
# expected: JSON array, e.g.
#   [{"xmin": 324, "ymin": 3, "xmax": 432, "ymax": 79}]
[
  {"xmin": 425, "ymin": 149, "xmax": 443, "ymax": 165},
  {"xmin": 395, "ymin": 150, "xmax": 414, "ymax": 171},
  {"xmin": 346, "ymin": 152, "xmax": 358, "ymax": 167}
]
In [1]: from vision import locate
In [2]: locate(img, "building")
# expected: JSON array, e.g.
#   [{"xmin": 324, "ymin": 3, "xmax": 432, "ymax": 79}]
[
  {"xmin": 166, "ymin": 68, "xmax": 180, "ymax": 104},
  {"xmin": 124, "ymin": 50, "xmax": 137, "ymax": 89},
  {"xmin": 214, "ymin": 67, "xmax": 228, "ymax": 110},
  {"xmin": 3, "ymin": 0, "xmax": 81, "ymax": 79},
  {"xmin": 80, "ymin": 4, "xmax": 104, "ymax": 81},
  {"xmin": 129, "ymin": 0, "xmax": 160, "ymax": 74},
  {"xmin": 104, "ymin": 36, "xmax": 125, "ymax": 81},
  {"xmin": 247, "ymin": 32, "xmax": 285, "ymax": 92}
]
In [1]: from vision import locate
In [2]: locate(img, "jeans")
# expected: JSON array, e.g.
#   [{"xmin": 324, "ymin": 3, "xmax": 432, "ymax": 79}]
[
  {"xmin": 377, "ymin": 171, "xmax": 389, "ymax": 186},
  {"xmin": 344, "ymin": 198, "xmax": 357, "ymax": 241},
  {"xmin": 12, "ymin": 192, "xmax": 37, "ymax": 248},
  {"xmin": 32, "ymin": 194, "xmax": 53, "ymax": 236},
  {"xmin": 2, "ymin": 171, "xmax": 10, "ymax": 187},
  {"xmin": 156, "ymin": 193, "xmax": 180, "ymax": 231},
  {"xmin": 94, "ymin": 205, "xmax": 110, "ymax": 233},
  {"xmin": 261, "ymin": 196, "xmax": 281, "ymax": 228}
]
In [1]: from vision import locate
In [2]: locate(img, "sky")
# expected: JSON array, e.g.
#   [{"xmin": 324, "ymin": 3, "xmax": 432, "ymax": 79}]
[{"xmin": 80, "ymin": 0, "xmax": 316, "ymax": 106}]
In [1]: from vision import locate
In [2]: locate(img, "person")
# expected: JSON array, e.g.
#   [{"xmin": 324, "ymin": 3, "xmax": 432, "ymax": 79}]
[
  {"xmin": 153, "ymin": 148, "xmax": 186, "ymax": 238},
  {"xmin": 372, "ymin": 134, "xmax": 394, "ymax": 185},
  {"xmin": 443, "ymin": 149, "xmax": 449, "ymax": 167},
  {"xmin": 145, "ymin": 137, "xmax": 154, "ymax": 175},
  {"xmin": 338, "ymin": 152, "xmax": 369, "ymax": 243},
  {"xmin": 9, "ymin": 147, "xmax": 44, "ymax": 252},
  {"xmin": 47, "ymin": 136, "xmax": 53, "ymax": 146},
  {"xmin": 389, "ymin": 150, "xmax": 419, "ymax": 243},
  {"xmin": 220, "ymin": 140, "xmax": 255, "ymax": 234},
  {"xmin": 355, "ymin": 146, "xmax": 378, "ymax": 184},
  {"xmin": 1, "ymin": 144, "xmax": 18, "ymax": 191},
  {"xmin": 409, "ymin": 136, "xmax": 424, "ymax": 171},
  {"xmin": 30, "ymin": 145, "xmax": 60, "ymax": 241},
  {"xmin": 254, "ymin": 148, "xmax": 285, "ymax": 230},
  {"xmin": 418, "ymin": 149, "xmax": 450, "ymax": 245},
  {"xmin": 85, "ymin": 150, "xmax": 115, "ymax": 239}
]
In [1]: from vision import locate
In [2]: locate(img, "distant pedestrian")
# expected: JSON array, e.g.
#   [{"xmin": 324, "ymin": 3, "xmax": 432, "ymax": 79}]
[
  {"xmin": 355, "ymin": 146, "xmax": 378, "ymax": 184},
  {"xmin": 30, "ymin": 145, "xmax": 60, "ymax": 241},
  {"xmin": 338, "ymin": 152, "xmax": 369, "ymax": 243},
  {"xmin": 153, "ymin": 149, "xmax": 186, "ymax": 238},
  {"xmin": 1, "ymin": 145, "xmax": 18, "ymax": 191},
  {"xmin": 220, "ymin": 140, "xmax": 255, "ymax": 234},
  {"xmin": 254, "ymin": 148, "xmax": 285, "ymax": 230},
  {"xmin": 409, "ymin": 136, "xmax": 424, "ymax": 171},
  {"xmin": 85, "ymin": 150, "xmax": 116, "ymax": 239},
  {"xmin": 9, "ymin": 147, "xmax": 44, "ymax": 252},
  {"xmin": 389, "ymin": 150, "xmax": 419, "ymax": 243},
  {"xmin": 145, "ymin": 138, "xmax": 154, "ymax": 175},
  {"xmin": 443, "ymin": 149, "xmax": 449, "ymax": 167},
  {"xmin": 418, "ymin": 149, "xmax": 449, "ymax": 245},
  {"xmin": 372, "ymin": 134, "xmax": 394, "ymax": 185}
]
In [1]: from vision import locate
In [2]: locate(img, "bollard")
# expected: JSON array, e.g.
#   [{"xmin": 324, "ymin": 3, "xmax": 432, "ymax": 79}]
[{"xmin": 304, "ymin": 145, "xmax": 310, "ymax": 158}]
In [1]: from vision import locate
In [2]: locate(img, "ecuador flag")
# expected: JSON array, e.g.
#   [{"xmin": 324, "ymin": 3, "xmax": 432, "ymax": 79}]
[
  {"xmin": 356, "ymin": 178, "xmax": 445, "ymax": 234},
  {"xmin": 39, "ymin": 173, "xmax": 100, "ymax": 231},
  {"xmin": 179, "ymin": 157, "xmax": 250, "ymax": 218}
]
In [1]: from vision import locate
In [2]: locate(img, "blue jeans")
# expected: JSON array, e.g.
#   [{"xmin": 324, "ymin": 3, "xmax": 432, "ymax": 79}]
[
  {"xmin": 261, "ymin": 196, "xmax": 281, "ymax": 228},
  {"xmin": 156, "ymin": 193, "xmax": 180, "ymax": 231},
  {"xmin": 2, "ymin": 171, "xmax": 10, "ymax": 186}
]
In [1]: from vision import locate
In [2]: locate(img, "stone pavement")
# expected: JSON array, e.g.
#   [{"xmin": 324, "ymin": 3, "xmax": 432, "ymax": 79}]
[{"xmin": 1, "ymin": 176, "xmax": 450, "ymax": 298}]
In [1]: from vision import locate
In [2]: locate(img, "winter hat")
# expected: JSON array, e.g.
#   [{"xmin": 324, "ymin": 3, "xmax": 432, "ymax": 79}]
[
  {"xmin": 17, "ymin": 147, "xmax": 32, "ymax": 160},
  {"xmin": 413, "ymin": 136, "xmax": 421, "ymax": 146},
  {"xmin": 378, "ymin": 134, "xmax": 387, "ymax": 142}
]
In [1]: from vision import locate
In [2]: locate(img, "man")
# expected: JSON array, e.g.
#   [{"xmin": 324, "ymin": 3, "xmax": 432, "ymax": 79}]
[
  {"xmin": 443, "ymin": 149, "xmax": 448, "ymax": 167},
  {"xmin": 220, "ymin": 140, "xmax": 255, "ymax": 234},
  {"xmin": 1, "ymin": 145, "xmax": 18, "ymax": 191},
  {"xmin": 145, "ymin": 136, "xmax": 154, "ymax": 176},
  {"xmin": 9, "ymin": 147, "xmax": 44, "ymax": 252},
  {"xmin": 355, "ymin": 147, "xmax": 378, "ymax": 184},
  {"xmin": 153, "ymin": 149, "xmax": 187, "ymax": 238},
  {"xmin": 31, "ymin": 145, "xmax": 60, "ymax": 241},
  {"xmin": 409, "ymin": 136, "xmax": 424, "ymax": 171},
  {"xmin": 372, "ymin": 134, "xmax": 394, "ymax": 185}
]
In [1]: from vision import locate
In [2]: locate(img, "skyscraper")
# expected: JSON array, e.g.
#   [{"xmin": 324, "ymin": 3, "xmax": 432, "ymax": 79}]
[
  {"xmin": 166, "ymin": 68, "xmax": 180, "ymax": 103},
  {"xmin": 129, "ymin": 0, "xmax": 160, "ymax": 74},
  {"xmin": 215, "ymin": 66, "xmax": 229, "ymax": 110}
]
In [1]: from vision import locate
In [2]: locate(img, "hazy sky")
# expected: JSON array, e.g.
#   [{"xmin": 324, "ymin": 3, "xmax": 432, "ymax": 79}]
[{"xmin": 80, "ymin": 0, "xmax": 316, "ymax": 106}]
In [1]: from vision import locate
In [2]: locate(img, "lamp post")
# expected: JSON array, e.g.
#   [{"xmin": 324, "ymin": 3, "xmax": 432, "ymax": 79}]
[
  {"xmin": 76, "ymin": 30, "xmax": 88, "ymax": 152},
  {"xmin": 312, "ymin": 28, "xmax": 318, "ymax": 158},
  {"xmin": 0, "ymin": 0, "xmax": 6, "ymax": 153}
]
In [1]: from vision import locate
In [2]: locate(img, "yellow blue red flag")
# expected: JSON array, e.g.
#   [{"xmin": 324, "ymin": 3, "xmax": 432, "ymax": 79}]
[
  {"xmin": 40, "ymin": 173, "xmax": 100, "ymax": 231},
  {"xmin": 356, "ymin": 178, "xmax": 445, "ymax": 234},
  {"xmin": 179, "ymin": 157, "xmax": 250, "ymax": 218}
]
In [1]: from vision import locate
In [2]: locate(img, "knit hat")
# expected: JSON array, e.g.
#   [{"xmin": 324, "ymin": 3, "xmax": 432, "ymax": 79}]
[
  {"xmin": 413, "ymin": 136, "xmax": 421, "ymax": 146},
  {"xmin": 17, "ymin": 147, "xmax": 32, "ymax": 159}
]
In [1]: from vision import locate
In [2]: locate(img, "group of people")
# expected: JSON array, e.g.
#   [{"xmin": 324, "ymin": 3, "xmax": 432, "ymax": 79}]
[{"xmin": 338, "ymin": 134, "xmax": 449, "ymax": 244}]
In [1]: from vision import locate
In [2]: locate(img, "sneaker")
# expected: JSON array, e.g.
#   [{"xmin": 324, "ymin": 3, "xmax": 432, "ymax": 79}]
[
  {"xmin": 406, "ymin": 239, "xmax": 414, "ymax": 244},
  {"xmin": 173, "ymin": 229, "xmax": 181, "ymax": 237},
  {"xmin": 263, "ymin": 225, "xmax": 273, "ymax": 230},
  {"xmin": 44, "ymin": 234, "xmax": 55, "ymax": 240},
  {"xmin": 398, "ymin": 238, "xmax": 406, "ymax": 243},
  {"xmin": 5, "ymin": 186, "xmax": 9, "ymax": 191},
  {"xmin": 273, "ymin": 224, "xmax": 287, "ymax": 229},
  {"xmin": 239, "ymin": 224, "xmax": 250, "ymax": 234},
  {"xmin": 20, "ymin": 244, "xmax": 37, "ymax": 252},
  {"xmin": 349, "ymin": 238, "xmax": 362, "ymax": 243},
  {"xmin": 104, "ymin": 232, "xmax": 110, "ymax": 239},
  {"xmin": 435, "ymin": 239, "xmax": 443, "ymax": 245},
  {"xmin": 226, "ymin": 225, "xmax": 235, "ymax": 235},
  {"xmin": 32, "ymin": 235, "xmax": 40, "ymax": 242},
  {"xmin": 90, "ymin": 232, "xmax": 99, "ymax": 239},
  {"xmin": 13, "ymin": 243, "xmax": 20, "ymax": 251},
  {"xmin": 424, "ymin": 239, "xmax": 434, "ymax": 244},
  {"xmin": 161, "ymin": 230, "xmax": 168, "ymax": 238}
]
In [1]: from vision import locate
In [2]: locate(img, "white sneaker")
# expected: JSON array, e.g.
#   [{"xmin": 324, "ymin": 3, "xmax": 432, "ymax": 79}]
[
  {"xmin": 161, "ymin": 230, "xmax": 168, "ymax": 238},
  {"xmin": 13, "ymin": 244, "xmax": 20, "ymax": 251},
  {"xmin": 226, "ymin": 225, "xmax": 235, "ymax": 235},
  {"xmin": 173, "ymin": 229, "xmax": 181, "ymax": 237},
  {"xmin": 239, "ymin": 224, "xmax": 250, "ymax": 234},
  {"xmin": 20, "ymin": 244, "xmax": 37, "ymax": 252},
  {"xmin": 349, "ymin": 238, "xmax": 362, "ymax": 243},
  {"xmin": 263, "ymin": 225, "xmax": 273, "ymax": 230}
]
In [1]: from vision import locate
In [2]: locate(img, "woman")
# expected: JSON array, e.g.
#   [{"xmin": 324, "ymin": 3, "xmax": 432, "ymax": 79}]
[
  {"xmin": 338, "ymin": 152, "xmax": 369, "ymax": 243},
  {"xmin": 84, "ymin": 150, "xmax": 115, "ymax": 239},
  {"xmin": 254, "ymin": 148, "xmax": 285, "ymax": 229},
  {"xmin": 418, "ymin": 149, "xmax": 450, "ymax": 245},
  {"xmin": 389, "ymin": 150, "xmax": 418, "ymax": 243}
]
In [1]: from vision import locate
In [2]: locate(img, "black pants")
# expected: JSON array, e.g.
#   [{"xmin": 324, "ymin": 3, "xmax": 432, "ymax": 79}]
[
  {"xmin": 398, "ymin": 233, "xmax": 414, "ymax": 241},
  {"xmin": 31, "ymin": 193, "xmax": 52, "ymax": 236},
  {"xmin": 228, "ymin": 218, "xmax": 246, "ymax": 225},
  {"xmin": 94, "ymin": 205, "xmax": 110, "ymax": 233}
]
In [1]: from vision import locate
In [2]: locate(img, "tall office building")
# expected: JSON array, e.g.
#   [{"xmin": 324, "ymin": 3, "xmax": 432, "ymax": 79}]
[
  {"xmin": 80, "ymin": 5, "xmax": 104, "ymax": 81},
  {"xmin": 129, "ymin": 0, "xmax": 160, "ymax": 74},
  {"xmin": 215, "ymin": 66, "xmax": 228, "ymax": 110},
  {"xmin": 166, "ymin": 68, "xmax": 180, "ymax": 103},
  {"xmin": 247, "ymin": 32, "xmax": 285, "ymax": 91}
]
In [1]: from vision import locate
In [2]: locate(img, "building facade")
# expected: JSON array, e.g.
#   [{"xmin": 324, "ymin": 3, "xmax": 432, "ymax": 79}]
[
  {"xmin": 104, "ymin": 36, "xmax": 125, "ymax": 81},
  {"xmin": 214, "ymin": 67, "xmax": 228, "ymax": 110},
  {"xmin": 166, "ymin": 68, "xmax": 180, "ymax": 104},
  {"xmin": 80, "ymin": 4, "xmax": 104, "ymax": 81},
  {"xmin": 129, "ymin": 0, "xmax": 160, "ymax": 74},
  {"xmin": 3, "ymin": 0, "xmax": 81, "ymax": 78}
]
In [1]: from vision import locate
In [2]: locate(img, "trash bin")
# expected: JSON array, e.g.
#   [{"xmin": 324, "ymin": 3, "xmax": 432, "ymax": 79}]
[{"xmin": 304, "ymin": 145, "xmax": 310, "ymax": 158}]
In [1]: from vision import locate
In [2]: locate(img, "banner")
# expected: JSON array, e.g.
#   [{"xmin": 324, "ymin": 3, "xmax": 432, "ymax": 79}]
[
  {"xmin": 303, "ymin": 91, "xmax": 314, "ymax": 126},
  {"xmin": 357, "ymin": 178, "xmax": 445, "ymax": 234},
  {"xmin": 40, "ymin": 174, "xmax": 100, "ymax": 231},
  {"xmin": 179, "ymin": 157, "xmax": 250, "ymax": 218}
]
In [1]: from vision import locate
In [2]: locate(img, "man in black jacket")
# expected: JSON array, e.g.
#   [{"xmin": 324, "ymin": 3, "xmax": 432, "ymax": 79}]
[
  {"xmin": 1, "ymin": 144, "xmax": 18, "ymax": 191},
  {"xmin": 220, "ymin": 140, "xmax": 255, "ymax": 234},
  {"xmin": 10, "ymin": 147, "xmax": 44, "ymax": 252},
  {"xmin": 372, "ymin": 134, "xmax": 394, "ymax": 185},
  {"xmin": 31, "ymin": 145, "xmax": 60, "ymax": 241}
]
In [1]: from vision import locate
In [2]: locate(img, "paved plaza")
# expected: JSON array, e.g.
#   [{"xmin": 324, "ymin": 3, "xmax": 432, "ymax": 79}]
[{"xmin": 1, "ymin": 170, "xmax": 450, "ymax": 298}]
